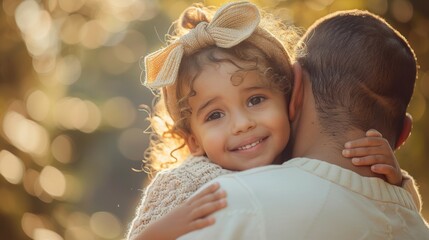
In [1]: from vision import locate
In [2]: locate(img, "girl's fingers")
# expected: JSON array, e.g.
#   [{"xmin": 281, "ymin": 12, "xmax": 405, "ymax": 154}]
[
  {"xmin": 190, "ymin": 198, "xmax": 227, "ymax": 219},
  {"xmin": 190, "ymin": 189, "xmax": 227, "ymax": 208},
  {"xmin": 371, "ymin": 164, "xmax": 395, "ymax": 175},
  {"xmin": 371, "ymin": 164, "xmax": 401, "ymax": 186},
  {"xmin": 189, "ymin": 217, "xmax": 216, "ymax": 231},
  {"xmin": 366, "ymin": 129, "xmax": 382, "ymax": 137},
  {"xmin": 350, "ymin": 155, "xmax": 387, "ymax": 166},
  {"xmin": 186, "ymin": 183, "xmax": 220, "ymax": 204},
  {"xmin": 342, "ymin": 146, "xmax": 387, "ymax": 158},
  {"xmin": 344, "ymin": 137, "xmax": 387, "ymax": 149}
]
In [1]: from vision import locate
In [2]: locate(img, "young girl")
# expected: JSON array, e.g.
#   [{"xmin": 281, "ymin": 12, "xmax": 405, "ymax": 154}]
[{"xmin": 127, "ymin": 2, "xmax": 421, "ymax": 240}]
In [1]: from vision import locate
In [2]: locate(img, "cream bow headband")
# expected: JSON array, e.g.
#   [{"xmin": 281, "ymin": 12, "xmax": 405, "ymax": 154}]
[
  {"xmin": 143, "ymin": 1, "xmax": 293, "ymax": 122},
  {"xmin": 144, "ymin": 1, "xmax": 260, "ymax": 89}
]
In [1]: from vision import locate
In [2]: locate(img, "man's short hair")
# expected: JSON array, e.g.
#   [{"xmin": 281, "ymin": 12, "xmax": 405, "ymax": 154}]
[{"xmin": 296, "ymin": 10, "xmax": 417, "ymax": 146}]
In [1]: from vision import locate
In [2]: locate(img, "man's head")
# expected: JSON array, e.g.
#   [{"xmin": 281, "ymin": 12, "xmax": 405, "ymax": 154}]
[{"xmin": 295, "ymin": 10, "xmax": 417, "ymax": 148}]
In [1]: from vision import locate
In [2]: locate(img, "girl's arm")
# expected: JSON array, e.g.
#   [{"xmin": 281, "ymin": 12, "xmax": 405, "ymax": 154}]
[
  {"xmin": 342, "ymin": 129, "xmax": 422, "ymax": 211},
  {"xmin": 136, "ymin": 183, "xmax": 226, "ymax": 240},
  {"xmin": 127, "ymin": 170, "xmax": 194, "ymax": 240},
  {"xmin": 127, "ymin": 156, "xmax": 232, "ymax": 240}
]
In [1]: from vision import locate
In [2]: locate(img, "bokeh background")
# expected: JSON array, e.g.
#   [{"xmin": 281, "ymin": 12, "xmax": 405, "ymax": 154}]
[{"xmin": 0, "ymin": 0, "xmax": 428, "ymax": 239}]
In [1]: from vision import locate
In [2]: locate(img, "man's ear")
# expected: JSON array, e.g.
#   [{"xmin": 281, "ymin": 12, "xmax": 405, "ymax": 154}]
[
  {"xmin": 395, "ymin": 113, "xmax": 413, "ymax": 150},
  {"xmin": 289, "ymin": 63, "xmax": 304, "ymax": 122},
  {"xmin": 186, "ymin": 134, "xmax": 205, "ymax": 156}
]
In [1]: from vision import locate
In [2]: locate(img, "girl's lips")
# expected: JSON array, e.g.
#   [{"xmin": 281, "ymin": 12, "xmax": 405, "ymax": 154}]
[
  {"xmin": 232, "ymin": 137, "xmax": 267, "ymax": 151},
  {"xmin": 237, "ymin": 139, "xmax": 263, "ymax": 150}
]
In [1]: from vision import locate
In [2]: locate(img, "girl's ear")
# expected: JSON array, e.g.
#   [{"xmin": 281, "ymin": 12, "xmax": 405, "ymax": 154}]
[
  {"xmin": 288, "ymin": 63, "xmax": 304, "ymax": 122},
  {"xmin": 186, "ymin": 134, "xmax": 205, "ymax": 156}
]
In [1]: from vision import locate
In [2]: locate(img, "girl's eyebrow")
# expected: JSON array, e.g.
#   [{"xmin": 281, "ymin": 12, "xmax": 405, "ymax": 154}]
[
  {"xmin": 244, "ymin": 86, "xmax": 268, "ymax": 91},
  {"xmin": 196, "ymin": 97, "xmax": 219, "ymax": 117}
]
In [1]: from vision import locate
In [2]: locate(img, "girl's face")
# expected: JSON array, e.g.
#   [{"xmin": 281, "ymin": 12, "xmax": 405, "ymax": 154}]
[{"xmin": 186, "ymin": 60, "xmax": 290, "ymax": 171}]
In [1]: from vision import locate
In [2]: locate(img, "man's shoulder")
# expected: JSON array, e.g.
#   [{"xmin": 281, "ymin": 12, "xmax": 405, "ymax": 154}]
[
  {"xmin": 209, "ymin": 158, "xmax": 331, "ymax": 201},
  {"xmin": 213, "ymin": 157, "xmax": 324, "ymax": 182}
]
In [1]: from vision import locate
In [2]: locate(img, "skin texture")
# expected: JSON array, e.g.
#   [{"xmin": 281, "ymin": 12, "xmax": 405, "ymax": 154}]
[{"xmin": 186, "ymin": 60, "xmax": 290, "ymax": 171}]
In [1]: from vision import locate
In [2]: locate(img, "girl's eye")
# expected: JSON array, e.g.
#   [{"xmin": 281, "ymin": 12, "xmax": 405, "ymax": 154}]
[
  {"xmin": 248, "ymin": 96, "xmax": 266, "ymax": 107},
  {"xmin": 206, "ymin": 111, "xmax": 224, "ymax": 121}
]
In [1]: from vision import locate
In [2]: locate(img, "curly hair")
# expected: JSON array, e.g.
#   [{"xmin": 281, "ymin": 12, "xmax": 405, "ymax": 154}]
[{"xmin": 142, "ymin": 3, "xmax": 299, "ymax": 176}]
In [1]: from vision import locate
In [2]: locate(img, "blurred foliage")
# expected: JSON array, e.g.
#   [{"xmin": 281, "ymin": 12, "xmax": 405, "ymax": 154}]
[{"xmin": 0, "ymin": 0, "xmax": 428, "ymax": 239}]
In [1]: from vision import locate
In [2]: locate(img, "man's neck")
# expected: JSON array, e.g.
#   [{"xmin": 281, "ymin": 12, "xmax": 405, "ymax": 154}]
[
  {"xmin": 300, "ymin": 133, "xmax": 386, "ymax": 179},
  {"xmin": 290, "ymin": 76, "xmax": 386, "ymax": 180}
]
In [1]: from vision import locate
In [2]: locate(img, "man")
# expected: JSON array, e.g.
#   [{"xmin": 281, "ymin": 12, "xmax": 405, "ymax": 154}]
[{"xmin": 179, "ymin": 10, "xmax": 429, "ymax": 239}]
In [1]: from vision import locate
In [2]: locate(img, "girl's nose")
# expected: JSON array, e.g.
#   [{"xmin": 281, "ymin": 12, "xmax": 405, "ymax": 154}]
[{"xmin": 231, "ymin": 111, "xmax": 256, "ymax": 135}]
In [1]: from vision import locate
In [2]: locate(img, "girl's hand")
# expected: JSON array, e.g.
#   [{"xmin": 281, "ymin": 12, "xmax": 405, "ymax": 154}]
[
  {"xmin": 137, "ymin": 182, "xmax": 227, "ymax": 240},
  {"xmin": 342, "ymin": 129, "xmax": 402, "ymax": 186}
]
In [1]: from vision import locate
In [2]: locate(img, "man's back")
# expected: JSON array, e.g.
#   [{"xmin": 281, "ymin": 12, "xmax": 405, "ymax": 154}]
[{"xmin": 179, "ymin": 158, "xmax": 429, "ymax": 240}]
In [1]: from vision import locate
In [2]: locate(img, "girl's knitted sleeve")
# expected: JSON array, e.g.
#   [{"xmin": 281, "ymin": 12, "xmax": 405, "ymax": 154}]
[
  {"xmin": 126, "ymin": 156, "xmax": 232, "ymax": 240},
  {"xmin": 126, "ymin": 170, "xmax": 194, "ymax": 240}
]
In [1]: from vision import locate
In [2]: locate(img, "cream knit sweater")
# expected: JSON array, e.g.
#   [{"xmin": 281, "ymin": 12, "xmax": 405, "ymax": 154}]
[
  {"xmin": 126, "ymin": 156, "xmax": 232, "ymax": 240},
  {"xmin": 126, "ymin": 156, "xmax": 422, "ymax": 240}
]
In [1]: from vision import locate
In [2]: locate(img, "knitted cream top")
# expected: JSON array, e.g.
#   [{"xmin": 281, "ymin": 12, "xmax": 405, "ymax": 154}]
[{"xmin": 126, "ymin": 156, "xmax": 232, "ymax": 240}]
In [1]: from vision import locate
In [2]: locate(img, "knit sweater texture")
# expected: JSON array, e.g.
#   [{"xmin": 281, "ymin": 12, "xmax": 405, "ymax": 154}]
[{"xmin": 126, "ymin": 156, "xmax": 232, "ymax": 240}]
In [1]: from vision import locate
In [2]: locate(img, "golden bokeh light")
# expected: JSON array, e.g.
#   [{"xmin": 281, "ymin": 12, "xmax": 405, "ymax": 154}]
[
  {"xmin": 366, "ymin": 0, "xmax": 388, "ymax": 15},
  {"xmin": 80, "ymin": 100, "xmax": 102, "ymax": 133},
  {"xmin": 80, "ymin": 20, "xmax": 109, "ymax": 49},
  {"xmin": 391, "ymin": 0, "xmax": 414, "ymax": 23},
  {"xmin": 33, "ymin": 54, "xmax": 57, "ymax": 74},
  {"xmin": 23, "ymin": 168, "xmax": 40, "ymax": 196},
  {"xmin": 26, "ymin": 89, "xmax": 51, "ymax": 122},
  {"xmin": 89, "ymin": 212, "xmax": 122, "ymax": 239},
  {"xmin": 58, "ymin": 0, "xmax": 86, "ymax": 13},
  {"xmin": 305, "ymin": 0, "xmax": 335, "ymax": 11},
  {"xmin": 3, "ymin": 111, "xmax": 50, "ymax": 159},
  {"xmin": 64, "ymin": 212, "xmax": 95, "ymax": 240},
  {"xmin": 21, "ymin": 212, "xmax": 46, "ymax": 239},
  {"xmin": 52, "ymin": 55, "xmax": 82, "ymax": 85},
  {"xmin": 64, "ymin": 226, "xmax": 95, "ymax": 240},
  {"xmin": 15, "ymin": 1, "xmax": 56, "ymax": 57},
  {"xmin": 51, "ymin": 134, "xmax": 74, "ymax": 164},
  {"xmin": 33, "ymin": 228, "xmax": 64, "ymax": 240},
  {"xmin": 107, "ymin": 0, "xmax": 148, "ymax": 22},
  {"xmin": 39, "ymin": 165, "xmax": 66, "ymax": 198},
  {"xmin": 53, "ymin": 97, "xmax": 101, "ymax": 132},
  {"xmin": 0, "ymin": 150, "xmax": 25, "ymax": 184},
  {"xmin": 103, "ymin": 97, "xmax": 136, "ymax": 128},
  {"xmin": 60, "ymin": 14, "xmax": 87, "ymax": 45},
  {"xmin": 2, "ymin": 0, "xmax": 20, "ymax": 16}
]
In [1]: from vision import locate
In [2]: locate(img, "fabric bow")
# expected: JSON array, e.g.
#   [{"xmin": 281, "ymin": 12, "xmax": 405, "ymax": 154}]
[{"xmin": 144, "ymin": 1, "xmax": 261, "ymax": 89}]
